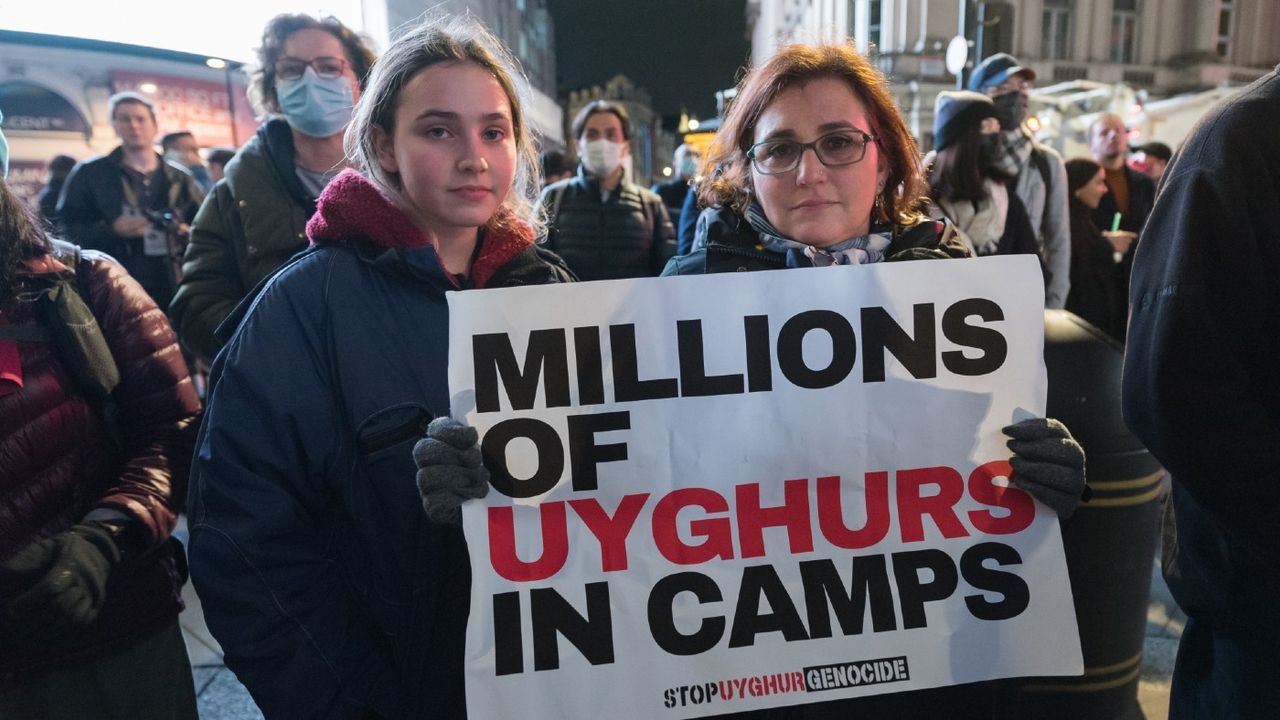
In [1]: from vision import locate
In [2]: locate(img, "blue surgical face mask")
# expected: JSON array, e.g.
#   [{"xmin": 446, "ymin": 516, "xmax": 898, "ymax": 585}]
[
  {"xmin": 0, "ymin": 109, "xmax": 9, "ymax": 179},
  {"xmin": 276, "ymin": 67, "xmax": 355, "ymax": 138}
]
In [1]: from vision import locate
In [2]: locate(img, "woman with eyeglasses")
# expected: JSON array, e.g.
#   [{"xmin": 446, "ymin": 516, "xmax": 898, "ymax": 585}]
[
  {"xmin": 662, "ymin": 42, "xmax": 1087, "ymax": 720},
  {"xmin": 169, "ymin": 14, "xmax": 376, "ymax": 364},
  {"xmin": 663, "ymin": 43, "xmax": 969, "ymax": 274}
]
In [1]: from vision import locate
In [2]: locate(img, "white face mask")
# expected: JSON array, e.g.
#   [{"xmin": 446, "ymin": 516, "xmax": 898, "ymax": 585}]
[{"xmin": 582, "ymin": 139, "xmax": 623, "ymax": 178}]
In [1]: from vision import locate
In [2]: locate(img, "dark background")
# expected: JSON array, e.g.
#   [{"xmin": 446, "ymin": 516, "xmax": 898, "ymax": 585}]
[{"xmin": 547, "ymin": 0, "xmax": 751, "ymax": 120}]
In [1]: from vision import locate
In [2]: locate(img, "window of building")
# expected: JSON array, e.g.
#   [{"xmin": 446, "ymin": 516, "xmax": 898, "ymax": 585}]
[
  {"xmin": 1041, "ymin": 0, "xmax": 1072, "ymax": 60},
  {"xmin": 868, "ymin": 0, "xmax": 882, "ymax": 36},
  {"xmin": 1216, "ymin": 1, "xmax": 1235, "ymax": 57},
  {"xmin": 1109, "ymin": 0, "xmax": 1140, "ymax": 64}
]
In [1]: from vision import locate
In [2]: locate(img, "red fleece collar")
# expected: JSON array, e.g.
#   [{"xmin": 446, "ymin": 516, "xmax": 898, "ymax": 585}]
[
  {"xmin": 306, "ymin": 169, "xmax": 536, "ymax": 289},
  {"xmin": 307, "ymin": 170, "xmax": 430, "ymax": 249}
]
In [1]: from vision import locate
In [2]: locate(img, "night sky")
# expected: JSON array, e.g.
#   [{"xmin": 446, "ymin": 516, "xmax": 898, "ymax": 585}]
[{"xmin": 546, "ymin": 0, "xmax": 751, "ymax": 121}]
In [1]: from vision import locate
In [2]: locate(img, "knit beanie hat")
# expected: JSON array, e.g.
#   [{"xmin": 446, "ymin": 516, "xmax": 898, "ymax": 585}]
[
  {"xmin": 933, "ymin": 91, "xmax": 997, "ymax": 151},
  {"xmin": 1132, "ymin": 141, "xmax": 1173, "ymax": 162},
  {"xmin": 1064, "ymin": 158, "xmax": 1103, "ymax": 193}
]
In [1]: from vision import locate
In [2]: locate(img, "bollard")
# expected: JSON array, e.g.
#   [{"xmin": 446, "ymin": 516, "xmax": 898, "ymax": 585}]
[{"xmin": 1002, "ymin": 310, "xmax": 1164, "ymax": 720}]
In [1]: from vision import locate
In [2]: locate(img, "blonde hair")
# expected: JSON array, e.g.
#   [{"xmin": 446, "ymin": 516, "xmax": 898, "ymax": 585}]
[
  {"xmin": 344, "ymin": 15, "xmax": 543, "ymax": 236},
  {"xmin": 699, "ymin": 42, "xmax": 927, "ymax": 227}
]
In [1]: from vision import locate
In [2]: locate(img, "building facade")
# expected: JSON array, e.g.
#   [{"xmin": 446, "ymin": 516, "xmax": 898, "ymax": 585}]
[
  {"xmin": 376, "ymin": 0, "xmax": 564, "ymax": 148},
  {"xmin": 746, "ymin": 0, "xmax": 1280, "ymax": 149}
]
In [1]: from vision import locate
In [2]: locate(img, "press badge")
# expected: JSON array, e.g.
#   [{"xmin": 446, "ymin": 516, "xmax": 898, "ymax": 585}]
[{"xmin": 143, "ymin": 226, "xmax": 169, "ymax": 257}]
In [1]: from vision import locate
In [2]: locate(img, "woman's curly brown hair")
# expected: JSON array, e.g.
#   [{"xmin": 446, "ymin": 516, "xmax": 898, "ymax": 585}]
[
  {"xmin": 698, "ymin": 42, "xmax": 927, "ymax": 227},
  {"xmin": 249, "ymin": 14, "xmax": 377, "ymax": 117}
]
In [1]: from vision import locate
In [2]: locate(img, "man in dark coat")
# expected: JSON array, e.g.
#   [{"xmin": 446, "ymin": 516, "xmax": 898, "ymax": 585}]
[
  {"xmin": 56, "ymin": 92, "xmax": 204, "ymax": 310},
  {"xmin": 652, "ymin": 142, "xmax": 700, "ymax": 231},
  {"xmin": 1088, "ymin": 113, "xmax": 1155, "ymax": 339},
  {"xmin": 1123, "ymin": 66, "xmax": 1280, "ymax": 719},
  {"xmin": 539, "ymin": 101, "xmax": 675, "ymax": 281}
]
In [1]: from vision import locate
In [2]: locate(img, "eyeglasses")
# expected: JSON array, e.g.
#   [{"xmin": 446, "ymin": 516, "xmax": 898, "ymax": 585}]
[
  {"xmin": 275, "ymin": 56, "xmax": 349, "ymax": 82},
  {"xmin": 747, "ymin": 129, "xmax": 878, "ymax": 175}
]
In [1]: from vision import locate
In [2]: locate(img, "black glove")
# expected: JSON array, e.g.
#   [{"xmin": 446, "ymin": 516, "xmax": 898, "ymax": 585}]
[
  {"xmin": 0, "ymin": 522, "xmax": 122, "ymax": 648},
  {"xmin": 413, "ymin": 418, "xmax": 490, "ymax": 525},
  {"xmin": 1003, "ymin": 418, "xmax": 1088, "ymax": 518}
]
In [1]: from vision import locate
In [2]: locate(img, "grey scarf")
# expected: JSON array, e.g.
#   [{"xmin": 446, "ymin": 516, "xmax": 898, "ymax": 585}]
[
  {"xmin": 744, "ymin": 201, "xmax": 891, "ymax": 266},
  {"xmin": 994, "ymin": 127, "xmax": 1033, "ymax": 179}
]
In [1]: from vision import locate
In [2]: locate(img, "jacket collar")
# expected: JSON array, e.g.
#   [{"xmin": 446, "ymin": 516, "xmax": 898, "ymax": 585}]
[
  {"xmin": 107, "ymin": 145, "xmax": 190, "ymax": 181},
  {"xmin": 255, "ymin": 117, "xmax": 317, "ymax": 209},
  {"xmin": 574, "ymin": 163, "xmax": 631, "ymax": 199},
  {"xmin": 306, "ymin": 170, "xmax": 538, "ymax": 290}
]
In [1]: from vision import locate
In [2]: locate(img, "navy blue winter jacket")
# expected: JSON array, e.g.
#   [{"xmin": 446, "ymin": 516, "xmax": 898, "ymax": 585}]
[{"xmin": 186, "ymin": 171, "xmax": 572, "ymax": 719}]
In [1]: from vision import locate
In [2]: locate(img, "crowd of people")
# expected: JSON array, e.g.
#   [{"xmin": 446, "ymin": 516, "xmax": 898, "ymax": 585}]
[{"xmin": 0, "ymin": 9, "xmax": 1275, "ymax": 720}]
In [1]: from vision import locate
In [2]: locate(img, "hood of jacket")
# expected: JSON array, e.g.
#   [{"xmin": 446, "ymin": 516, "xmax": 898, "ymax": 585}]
[{"xmin": 306, "ymin": 169, "xmax": 539, "ymax": 289}]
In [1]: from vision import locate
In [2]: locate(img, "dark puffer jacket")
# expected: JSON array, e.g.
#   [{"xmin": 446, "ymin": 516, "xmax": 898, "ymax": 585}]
[
  {"xmin": 540, "ymin": 164, "xmax": 675, "ymax": 281},
  {"xmin": 0, "ymin": 243, "xmax": 201, "ymax": 679},
  {"xmin": 186, "ymin": 171, "xmax": 573, "ymax": 720},
  {"xmin": 170, "ymin": 118, "xmax": 315, "ymax": 362}
]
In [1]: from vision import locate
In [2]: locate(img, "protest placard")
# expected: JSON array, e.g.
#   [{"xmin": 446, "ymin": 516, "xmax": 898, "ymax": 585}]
[{"xmin": 448, "ymin": 255, "xmax": 1081, "ymax": 718}]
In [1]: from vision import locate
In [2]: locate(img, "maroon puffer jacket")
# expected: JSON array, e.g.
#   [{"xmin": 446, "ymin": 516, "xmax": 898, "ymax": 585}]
[{"xmin": 0, "ymin": 243, "xmax": 201, "ymax": 679}]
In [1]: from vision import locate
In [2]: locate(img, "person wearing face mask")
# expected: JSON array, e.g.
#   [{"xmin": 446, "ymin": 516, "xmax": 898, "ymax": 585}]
[
  {"xmin": 970, "ymin": 53, "xmax": 1071, "ymax": 313},
  {"xmin": 169, "ymin": 13, "xmax": 375, "ymax": 364},
  {"xmin": 538, "ymin": 100, "xmax": 675, "ymax": 281},
  {"xmin": 925, "ymin": 91, "xmax": 1041, "ymax": 264},
  {"xmin": 651, "ymin": 142, "xmax": 701, "ymax": 238},
  {"xmin": 161, "ymin": 131, "xmax": 213, "ymax": 192}
]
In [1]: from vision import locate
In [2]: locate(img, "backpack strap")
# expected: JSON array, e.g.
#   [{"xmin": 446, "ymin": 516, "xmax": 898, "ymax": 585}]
[
  {"xmin": 550, "ymin": 182, "xmax": 566, "ymax": 225},
  {"xmin": 1030, "ymin": 147, "xmax": 1052, "ymax": 190},
  {"xmin": 543, "ymin": 182, "xmax": 568, "ymax": 247},
  {"xmin": 641, "ymin": 190, "xmax": 655, "ymax": 240},
  {"xmin": 34, "ymin": 243, "xmax": 126, "ymax": 452}
]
